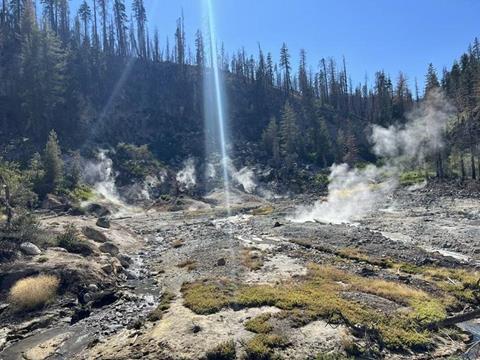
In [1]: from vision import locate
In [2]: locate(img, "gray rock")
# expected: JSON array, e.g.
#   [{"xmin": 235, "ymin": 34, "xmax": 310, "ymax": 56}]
[
  {"xmin": 19, "ymin": 242, "xmax": 41, "ymax": 256},
  {"xmin": 83, "ymin": 226, "xmax": 109, "ymax": 243},
  {"xmin": 87, "ymin": 284, "xmax": 99, "ymax": 292},
  {"xmin": 99, "ymin": 242, "xmax": 119, "ymax": 256},
  {"xmin": 41, "ymin": 194, "xmax": 65, "ymax": 210},
  {"xmin": 49, "ymin": 247, "xmax": 68, "ymax": 253},
  {"xmin": 96, "ymin": 216, "xmax": 111, "ymax": 229},
  {"xmin": 117, "ymin": 254, "xmax": 132, "ymax": 268},
  {"xmin": 101, "ymin": 264, "xmax": 113, "ymax": 274}
]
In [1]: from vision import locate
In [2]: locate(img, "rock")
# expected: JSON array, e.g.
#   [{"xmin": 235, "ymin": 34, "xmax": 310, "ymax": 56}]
[
  {"xmin": 91, "ymin": 291, "xmax": 118, "ymax": 308},
  {"xmin": 19, "ymin": 242, "xmax": 41, "ymax": 256},
  {"xmin": 216, "ymin": 258, "xmax": 226, "ymax": 266},
  {"xmin": 101, "ymin": 263, "xmax": 114, "ymax": 274},
  {"xmin": 85, "ymin": 203, "xmax": 112, "ymax": 217},
  {"xmin": 117, "ymin": 254, "xmax": 132, "ymax": 268},
  {"xmin": 0, "ymin": 328, "xmax": 8, "ymax": 351},
  {"xmin": 96, "ymin": 216, "xmax": 111, "ymax": 229},
  {"xmin": 41, "ymin": 194, "xmax": 65, "ymax": 210},
  {"xmin": 49, "ymin": 247, "xmax": 68, "ymax": 253},
  {"xmin": 87, "ymin": 284, "xmax": 99, "ymax": 293},
  {"xmin": 124, "ymin": 269, "xmax": 138, "ymax": 280},
  {"xmin": 83, "ymin": 226, "xmax": 109, "ymax": 243},
  {"xmin": 70, "ymin": 306, "xmax": 91, "ymax": 324},
  {"xmin": 99, "ymin": 242, "xmax": 119, "ymax": 256},
  {"xmin": 273, "ymin": 221, "xmax": 283, "ymax": 228}
]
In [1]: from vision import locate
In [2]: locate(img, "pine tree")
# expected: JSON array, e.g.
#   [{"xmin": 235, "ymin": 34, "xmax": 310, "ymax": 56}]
[
  {"xmin": 132, "ymin": 0, "xmax": 146, "ymax": 58},
  {"xmin": 425, "ymin": 63, "xmax": 440, "ymax": 95},
  {"xmin": 113, "ymin": 0, "xmax": 127, "ymax": 55},
  {"xmin": 78, "ymin": 0, "xmax": 91, "ymax": 41},
  {"xmin": 279, "ymin": 43, "xmax": 291, "ymax": 95},
  {"xmin": 262, "ymin": 117, "xmax": 280, "ymax": 166},
  {"xmin": 43, "ymin": 130, "xmax": 64, "ymax": 194}
]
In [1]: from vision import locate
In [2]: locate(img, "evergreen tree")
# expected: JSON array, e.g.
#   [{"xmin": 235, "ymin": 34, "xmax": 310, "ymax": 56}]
[
  {"xmin": 262, "ymin": 117, "xmax": 280, "ymax": 166},
  {"xmin": 425, "ymin": 63, "xmax": 440, "ymax": 95},
  {"xmin": 279, "ymin": 43, "xmax": 291, "ymax": 95},
  {"xmin": 42, "ymin": 130, "xmax": 64, "ymax": 194}
]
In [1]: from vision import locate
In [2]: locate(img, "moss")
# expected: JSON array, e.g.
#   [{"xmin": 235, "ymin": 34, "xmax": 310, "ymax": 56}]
[
  {"xmin": 182, "ymin": 264, "xmax": 453, "ymax": 351},
  {"xmin": 245, "ymin": 334, "xmax": 288, "ymax": 360},
  {"xmin": 181, "ymin": 280, "xmax": 235, "ymax": 315},
  {"xmin": 205, "ymin": 340, "xmax": 236, "ymax": 360},
  {"xmin": 250, "ymin": 205, "xmax": 274, "ymax": 216},
  {"xmin": 245, "ymin": 313, "xmax": 273, "ymax": 334},
  {"xmin": 147, "ymin": 291, "xmax": 175, "ymax": 321}
]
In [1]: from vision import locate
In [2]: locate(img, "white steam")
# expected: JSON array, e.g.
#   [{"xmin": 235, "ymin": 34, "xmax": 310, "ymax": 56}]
[
  {"xmin": 83, "ymin": 150, "xmax": 124, "ymax": 206},
  {"xmin": 176, "ymin": 158, "xmax": 197, "ymax": 191},
  {"xmin": 230, "ymin": 164, "xmax": 257, "ymax": 194},
  {"xmin": 293, "ymin": 90, "xmax": 454, "ymax": 224}
]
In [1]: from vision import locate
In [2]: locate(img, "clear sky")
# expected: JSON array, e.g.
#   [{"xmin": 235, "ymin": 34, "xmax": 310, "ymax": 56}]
[{"xmin": 69, "ymin": 0, "xmax": 480, "ymax": 91}]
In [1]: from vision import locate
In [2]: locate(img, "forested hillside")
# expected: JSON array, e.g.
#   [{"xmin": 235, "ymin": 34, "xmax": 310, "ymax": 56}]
[{"xmin": 1, "ymin": 0, "xmax": 480, "ymax": 178}]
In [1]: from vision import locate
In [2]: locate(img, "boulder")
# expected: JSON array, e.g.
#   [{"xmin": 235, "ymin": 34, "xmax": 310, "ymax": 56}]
[
  {"xmin": 85, "ymin": 203, "xmax": 112, "ymax": 217},
  {"xmin": 96, "ymin": 216, "xmax": 111, "ymax": 229},
  {"xmin": 117, "ymin": 254, "xmax": 132, "ymax": 268},
  {"xmin": 41, "ymin": 194, "xmax": 65, "ymax": 210},
  {"xmin": 83, "ymin": 226, "xmax": 109, "ymax": 243},
  {"xmin": 99, "ymin": 242, "xmax": 119, "ymax": 256},
  {"xmin": 19, "ymin": 242, "xmax": 41, "ymax": 256}
]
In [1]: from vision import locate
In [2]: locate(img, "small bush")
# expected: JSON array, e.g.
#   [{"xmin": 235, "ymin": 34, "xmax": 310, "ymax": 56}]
[
  {"xmin": 206, "ymin": 340, "xmax": 236, "ymax": 360},
  {"xmin": 9, "ymin": 274, "xmax": 60, "ymax": 310},
  {"xmin": 400, "ymin": 171, "xmax": 427, "ymax": 186},
  {"xmin": 57, "ymin": 224, "xmax": 93, "ymax": 256},
  {"xmin": 71, "ymin": 184, "xmax": 94, "ymax": 202}
]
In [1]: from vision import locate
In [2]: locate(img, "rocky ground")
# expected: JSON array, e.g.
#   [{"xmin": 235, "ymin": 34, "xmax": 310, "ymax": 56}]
[{"xmin": 1, "ymin": 184, "xmax": 480, "ymax": 359}]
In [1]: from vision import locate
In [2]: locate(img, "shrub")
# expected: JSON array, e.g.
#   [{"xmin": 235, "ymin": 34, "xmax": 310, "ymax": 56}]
[
  {"xmin": 57, "ymin": 224, "xmax": 93, "ymax": 256},
  {"xmin": 205, "ymin": 340, "xmax": 236, "ymax": 360},
  {"xmin": 9, "ymin": 274, "xmax": 60, "ymax": 310},
  {"xmin": 70, "ymin": 184, "xmax": 94, "ymax": 202}
]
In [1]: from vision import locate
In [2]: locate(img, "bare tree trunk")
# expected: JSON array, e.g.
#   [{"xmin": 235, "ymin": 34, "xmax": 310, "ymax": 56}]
[{"xmin": 460, "ymin": 153, "xmax": 466, "ymax": 180}]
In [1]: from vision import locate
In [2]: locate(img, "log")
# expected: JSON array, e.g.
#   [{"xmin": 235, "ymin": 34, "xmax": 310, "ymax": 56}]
[{"xmin": 430, "ymin": 308, "xmax": 480, "ymax": 329}]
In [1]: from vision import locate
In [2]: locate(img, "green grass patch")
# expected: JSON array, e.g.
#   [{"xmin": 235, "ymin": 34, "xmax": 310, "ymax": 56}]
[
  {"xmin": 182, "ymin": 264, "xmax": 454, "ymax": 351},
  {"xmin": 206, "ymin": 340, "xmax": 236, "ymax": 360},
  {"xmin": 399, "ymin": 171, "xmax": 427, "ymax": 186},
  {"xmin": 245, "ymin": 313, "xmax": 273, "ymax": 334},
  {"xmin": 245, "ymin": 334, "xmax": 288, "ymax": 360}
]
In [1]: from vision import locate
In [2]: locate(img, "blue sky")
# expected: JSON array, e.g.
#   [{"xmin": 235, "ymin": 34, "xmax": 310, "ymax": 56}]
[{"xmin": 68, "ymin": 0, "xmax": 480, "ymax": 91}]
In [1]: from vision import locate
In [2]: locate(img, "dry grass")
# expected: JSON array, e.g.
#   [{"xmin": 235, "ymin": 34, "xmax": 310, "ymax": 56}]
[{"xmin": 9, "ymin": 274, "xmax": 60, "ymax": 311}]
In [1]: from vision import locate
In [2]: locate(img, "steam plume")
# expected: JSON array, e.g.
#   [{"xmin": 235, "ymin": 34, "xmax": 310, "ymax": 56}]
[{"xmin": 293, "ymin": 90, "xmax": 454, "ymax": 224}]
